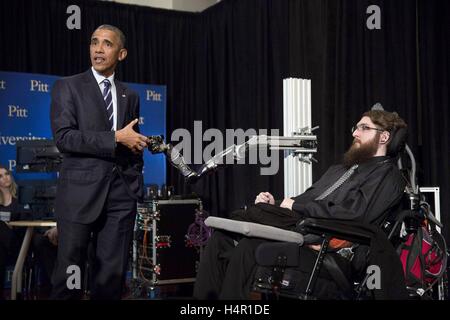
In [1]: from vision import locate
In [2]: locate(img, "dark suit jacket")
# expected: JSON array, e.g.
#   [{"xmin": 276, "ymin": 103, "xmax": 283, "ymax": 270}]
[{"xmin": 50, "ymin": 70, "xmax": 144, "ymax": 224}]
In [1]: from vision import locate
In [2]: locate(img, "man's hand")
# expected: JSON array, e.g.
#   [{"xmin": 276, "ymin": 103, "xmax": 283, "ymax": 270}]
[
  {"xmin": 44, "ymin": 227, "xmax": 58, "ymax": 246},
  {"xmin": 280, "ymin": 198, "xmax": 294, "ymax": 210},
  {"xmin": 115, "ymin": 119, "xmax": 149, "ymax": 154},
  {"xmin": 255, "ymin": 192, "xmax": 275, "ymax": 205}
]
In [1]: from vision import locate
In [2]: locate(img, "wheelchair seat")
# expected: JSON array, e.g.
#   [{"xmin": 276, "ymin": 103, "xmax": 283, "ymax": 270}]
[
  {"xmin": 253, "ymin": 240, "xmax": 354, "ymax": 300},
  {"xmin": 251, "ymin": 202, "xmax": 447, "ymax": 300},
  {"xmin": 204, "ymin": 212, "xmax": 409, "ymax": 300},
  {"xmin": 251, "ymin": 216, "xmax": 409, "ymax": 300}
]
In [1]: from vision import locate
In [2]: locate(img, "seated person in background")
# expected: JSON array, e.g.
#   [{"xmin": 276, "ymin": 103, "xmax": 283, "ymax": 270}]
[
  {"xmin": 32, "ymin": 227, "xmax": 58, "ymax": 296},
  {"xmin": 0, "ymin": 164, "xmax": 25, "ymax": 299},
  {"xmin": 193, "ymin": 110, "xmax": 408, "ymax": 300}
]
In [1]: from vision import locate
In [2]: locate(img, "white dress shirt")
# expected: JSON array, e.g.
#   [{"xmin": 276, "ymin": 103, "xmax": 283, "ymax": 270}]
[{"xmin": 91, "ymin": 66, "xmax": 118, "ymax": 131}]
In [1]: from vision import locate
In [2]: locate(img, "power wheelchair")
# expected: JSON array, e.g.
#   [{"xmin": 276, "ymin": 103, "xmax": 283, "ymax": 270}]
[{"xmin": 205, "ymin": 127, "xmax": 448, "ymax": 300}]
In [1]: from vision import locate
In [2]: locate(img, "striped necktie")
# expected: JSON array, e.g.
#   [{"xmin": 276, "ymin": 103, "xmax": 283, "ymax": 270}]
[
  {"xmin": 102, "ymin": 79, "xmax": 114, "ymax": 131},
  {"xmin": 315, "ymin": 164, "xmax": 358, "ymax": 200}
]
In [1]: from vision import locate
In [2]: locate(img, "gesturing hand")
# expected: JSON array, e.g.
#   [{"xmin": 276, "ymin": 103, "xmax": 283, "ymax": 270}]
[
  {"xmin": 115, "ymin": 119, "xmax": 149, "ymax": 154},
  {"xmin": 255, "ymin": 192, "xmax": 275, "ymax": 205},
  {"xmin": 44, "ymin": 227, "xmax": 59, "ymax": 246}
]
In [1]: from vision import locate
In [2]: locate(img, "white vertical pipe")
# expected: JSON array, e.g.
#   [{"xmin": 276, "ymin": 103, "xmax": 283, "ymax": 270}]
[{"xmin": 283, "ymin": 78, "xmax": 312, "ymax": 198}]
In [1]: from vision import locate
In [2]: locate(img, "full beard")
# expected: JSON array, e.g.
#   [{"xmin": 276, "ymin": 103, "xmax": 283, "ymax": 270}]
[{"xmin": 343, "ymin": 133, "xmax": 380, "ymax": 167}]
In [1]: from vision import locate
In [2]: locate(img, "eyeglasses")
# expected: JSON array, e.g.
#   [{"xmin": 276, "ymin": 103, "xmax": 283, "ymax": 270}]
[{"xmin": 351, "ymin": 124, "xmax": 385, "ymax": 133}]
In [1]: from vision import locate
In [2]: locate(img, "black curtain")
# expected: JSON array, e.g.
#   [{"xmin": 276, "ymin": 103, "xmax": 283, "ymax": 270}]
[
  {"xmin": 418, "ymin": 0, "xmax": 450, "ymax": 240},
  {"xmin": 0, "ymin": 0, "xmax": 448, "ymax": 239},
  {"xmin": 288, "ymin": 0, "xmax": 449, "ymax": 240},
  {"xmin": 289, "ymin": 0, "xmax": 418, "ymax": 167},
  {"xmin": 177, "ymin": 0, "xmax": 289, "ymax": 215}
]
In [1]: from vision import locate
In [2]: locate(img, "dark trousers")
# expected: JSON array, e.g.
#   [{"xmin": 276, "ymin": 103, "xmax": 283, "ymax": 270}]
[
  {"xmin": 31, "ymin": 232, "xmax": 57, "ymax": 289},
  {"xmin": 193, "ymin": 230, "xmax": 266, "ymax": 300},
  {"xmin": 50, "ymin": 172, "xmax": 136, "ymax": 300},
  {"xmin": 0, "ymin": 221, "xmax": 23, "ymax": 299}
]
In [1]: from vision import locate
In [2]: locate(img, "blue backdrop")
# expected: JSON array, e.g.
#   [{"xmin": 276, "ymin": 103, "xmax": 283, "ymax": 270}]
[{"xmin": 0, "ymin": 71, "xmax": 166, "ymax": 186}]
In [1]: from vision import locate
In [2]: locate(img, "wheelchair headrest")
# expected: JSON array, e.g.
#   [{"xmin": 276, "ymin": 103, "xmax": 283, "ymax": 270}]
[{"xmin": 386, "ymin": 127, "xmax": 408, "ymax": 158}]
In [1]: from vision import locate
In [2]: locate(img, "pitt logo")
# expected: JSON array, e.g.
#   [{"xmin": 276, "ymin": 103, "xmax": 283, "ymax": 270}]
[
  {"xmin": 30, "ymin": 80, "xmax": 49, "ymax": 92},
  {"xmin": 146, "ymin": 89, "xmax": 162, "ymax": 102},
  {"xmin": 8, "ymin": 105, "xmax": 28, "ymax": 118}
]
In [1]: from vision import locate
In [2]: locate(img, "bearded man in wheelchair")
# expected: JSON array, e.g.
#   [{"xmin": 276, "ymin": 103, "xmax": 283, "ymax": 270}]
[{"xmin": 193, "ymin": 109, "xmax": 415, "ymax": 300}]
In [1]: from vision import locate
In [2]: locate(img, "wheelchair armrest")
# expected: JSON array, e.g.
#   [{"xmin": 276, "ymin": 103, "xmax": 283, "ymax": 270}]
[
  {"xmin": 296, "ymin": 218, "xmax": 372, "ymax": 246},
  {"xmin": 205, "ymin": 217, "xmax": 304, "ymax": 244}
]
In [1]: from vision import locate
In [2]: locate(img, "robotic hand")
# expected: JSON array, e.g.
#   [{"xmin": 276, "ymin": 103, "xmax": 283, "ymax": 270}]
[{"xmin": 147, "ymin": 135, "xmax": 199, "ymax": 182}]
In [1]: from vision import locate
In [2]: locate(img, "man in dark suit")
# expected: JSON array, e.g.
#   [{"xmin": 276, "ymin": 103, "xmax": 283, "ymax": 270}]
[{"xmin": 50, "ymin": 25, "xmax": 149, "ymax": 299}]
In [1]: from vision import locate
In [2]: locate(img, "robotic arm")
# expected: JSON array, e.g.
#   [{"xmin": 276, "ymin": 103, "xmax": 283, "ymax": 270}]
[{"xmin": 147, "ymin": 128, "xmax": 318, "ymax": 183}]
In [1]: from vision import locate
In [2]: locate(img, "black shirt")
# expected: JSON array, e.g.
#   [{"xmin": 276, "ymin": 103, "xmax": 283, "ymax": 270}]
[
  {"xmin": 291, "ymin": 156, "xmax": 406, "ymax": 225},
  {"xmin": 0, "ymin": 197, "xmax": 20, "ymax": 221}
]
